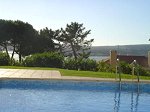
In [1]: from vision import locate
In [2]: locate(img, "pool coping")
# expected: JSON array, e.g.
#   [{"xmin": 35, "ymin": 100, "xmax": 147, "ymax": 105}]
[
  {"xmin": 0, "ymin": 76, "xmax": 150, "ymax": 83},
  {"xmin": 0, "ymin": 68, "xmax": 150, "ymax": 83},
  {"xmin": 61, "ymin": 76, "xmax": 150, "ymax": 83}
]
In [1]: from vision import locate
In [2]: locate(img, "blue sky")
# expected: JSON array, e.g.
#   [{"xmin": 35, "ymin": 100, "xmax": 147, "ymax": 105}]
[{"xmin": 0, "ymin": 0, "xmax": 150, "ymax": 46}]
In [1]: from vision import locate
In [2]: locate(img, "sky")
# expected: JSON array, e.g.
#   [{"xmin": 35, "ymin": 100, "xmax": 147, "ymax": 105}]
[{"xmin": 0, "ymin": 0, "xmax": 150, "ymax": 46}]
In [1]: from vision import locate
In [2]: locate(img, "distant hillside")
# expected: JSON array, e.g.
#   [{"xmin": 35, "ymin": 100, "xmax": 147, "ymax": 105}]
[
  {"xmin": 1, "ymin": 44, "xmax": 150, "ymax": 57},
  {"xmin": 91, "ymin": 44, "xmax": 150, "ymax": 56}
]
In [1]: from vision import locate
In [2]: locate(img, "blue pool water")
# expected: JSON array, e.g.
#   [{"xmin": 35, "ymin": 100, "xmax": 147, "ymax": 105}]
[{"xmin": 0, "ymin": 80, "xmax": 150, "ymax": 112}]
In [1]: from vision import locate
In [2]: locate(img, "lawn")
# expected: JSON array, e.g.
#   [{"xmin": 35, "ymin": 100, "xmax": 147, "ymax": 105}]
[{"xmin": 0, "ymin": 66, "xmax": 150, "ymax": 80}]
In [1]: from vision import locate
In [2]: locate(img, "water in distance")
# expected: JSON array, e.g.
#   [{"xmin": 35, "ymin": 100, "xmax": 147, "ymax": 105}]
[
  {"xmin": 89, "ymin": 55, "xmax": 109, "ymax": 61},
  {"xmin": 0, "ymin": 80, "xmax": 150, "ymax": 112}
]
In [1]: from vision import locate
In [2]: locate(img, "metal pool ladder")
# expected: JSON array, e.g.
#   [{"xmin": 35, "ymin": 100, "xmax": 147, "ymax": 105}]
[
  {"xmin": 115, "ymin": 59, "xmax": 121, "ymax": 82},
  {"xmin": 115, "ymin": 59, "xmax": 140, "ymax": 83},
  {"xmin": 132, "ymin": 60, "xmax": 140, "ymax": 83}
]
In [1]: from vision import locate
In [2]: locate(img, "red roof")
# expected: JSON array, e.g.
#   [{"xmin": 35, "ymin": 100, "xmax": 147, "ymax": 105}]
[{"xmin": 117, "ymin": 55, "xmax": 148, "ymax": 67}]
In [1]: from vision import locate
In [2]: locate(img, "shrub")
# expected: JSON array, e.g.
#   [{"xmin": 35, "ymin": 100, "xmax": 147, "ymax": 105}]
[
  {"xmin": 119, "ymin": 61, "xmax": 132, "ymax": 74},
  {"xmin": 64, "ymin": 58, "xmax": 77, "ymax": 70},
  {"xmin": 97, "ymin": 61, "xmax": 116, "ymax": 73},
  {"xmin": 11, "ymin": 60, "xmax": 23, "ymax": 66},
  {"xmin": 64, "ymin": 58, "xmax": 98, "ymax": 71},
  {"xmin": 0, "ymin": 52, "xmax": 10, "ymax": 66},
  {"xmin": 23, "ymin": 52, "xmax": 64, "ymax": 68},
  {"xmin": 78, "ymin": 58, "xmax": 98, "ymax": 71},
  {"xmin": 119, "ymin": 61, "xmax": 149, "ymax": 76},
  {"xmin": 97, "ymin": 61, "xmax": 111, "ymax": 72},
  {"xmin": 135, "ymin": 66, "xmax": 149, "ymax": 76}
]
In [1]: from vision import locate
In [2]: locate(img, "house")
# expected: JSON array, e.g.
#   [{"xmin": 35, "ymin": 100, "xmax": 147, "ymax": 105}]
[{"xmin": 108, "ymin": 50, "xmax": 149, "ymax": 68}]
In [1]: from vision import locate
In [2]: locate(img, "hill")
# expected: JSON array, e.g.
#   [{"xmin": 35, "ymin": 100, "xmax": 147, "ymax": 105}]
[
  {"xmin": 91, "ymin": 44, "xmax": 150, "ymax": 56},
  {"xmin": 1, "ymin": 44, "xmax": 150, "ymax": 57}
]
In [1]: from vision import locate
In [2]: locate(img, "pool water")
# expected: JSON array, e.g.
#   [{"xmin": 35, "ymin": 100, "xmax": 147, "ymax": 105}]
[{"xmin": 0, "ymin": 80, "xmax": 150, "ymax": 112}]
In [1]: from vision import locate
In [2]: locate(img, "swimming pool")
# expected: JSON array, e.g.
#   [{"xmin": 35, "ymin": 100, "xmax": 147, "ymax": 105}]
[{"xmin": 0, "ymin": 80, "xmax": 150, "ymax": 112}]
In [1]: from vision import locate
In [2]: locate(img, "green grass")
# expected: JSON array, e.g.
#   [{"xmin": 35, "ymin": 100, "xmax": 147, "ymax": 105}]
[{"xmin": 0, "ymin": 66, "xmax": 150, "ymax": 80}]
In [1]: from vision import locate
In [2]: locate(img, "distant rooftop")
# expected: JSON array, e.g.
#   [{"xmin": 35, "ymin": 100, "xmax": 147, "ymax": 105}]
[{"xmin": 117, "ymin": 55, "xmax": 148, "ymax": 67}]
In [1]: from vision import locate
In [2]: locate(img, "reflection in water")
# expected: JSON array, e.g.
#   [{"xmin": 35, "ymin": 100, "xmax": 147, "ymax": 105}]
[
  {"xmin": 131, "ymin": 89, "xmax": 134, "ymax": 112},
  {"xmin": 135, "ymin": 85, "xmax": 139, "ymax": 112},
  {"xmin": 114, "ymin": 83, "xmax": 140, "ymax": 112},
  {"xmin": 131, "ymin": 83, "xmax": 139, "ymax": 112},
  {"xmin": 114, "ymin": 82, "xmax": 121, "ymax": 112}
]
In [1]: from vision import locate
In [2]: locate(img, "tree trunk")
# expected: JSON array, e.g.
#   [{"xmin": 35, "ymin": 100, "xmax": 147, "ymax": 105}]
[
  {"xmin": 19, "ymin": 53, "xmax": 22, "ymax": 63},
  {"xmin": 10, "ymin": 45, "xmax": 15, "ymax": 65},
  {"xmin": 70, "ymin": 41, "xmax": 77, "ymax": 59},
  {"xmin": 59, "ymin": 42, "xmax": 62, "ymax": 53},
  {"xmin": 4, "ymin": 45, "xmax": 10, "ymax": 59},
  {"xmin": 18, "ymin": 45, "xmax": 22, "ymax": 63}
]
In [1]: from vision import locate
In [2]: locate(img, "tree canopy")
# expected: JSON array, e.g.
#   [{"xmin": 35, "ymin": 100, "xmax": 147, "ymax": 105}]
[
  {"xmin": 0, "ymin": 19, "xmax": 13, "ymax": 56},
  {"xmin": 0, "ymin": 19, "xmax": 37, "ymax": 62},
  {"xmin": 60, "ymin": 22, "xmax": 93, "ymax": 59},
  {"xmin": 0, "ymin": 19, "xmax": 93, "ymax": 63}
]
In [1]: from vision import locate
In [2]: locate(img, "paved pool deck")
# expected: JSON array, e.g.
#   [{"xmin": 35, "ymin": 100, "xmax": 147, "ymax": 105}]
[
  {"xmin": 0, "ymin": 69, "xmax": 61, "ymax": 79},
  {"xmin": 0, "ymin": 68, "xmax": 150, "ymax": 83}
]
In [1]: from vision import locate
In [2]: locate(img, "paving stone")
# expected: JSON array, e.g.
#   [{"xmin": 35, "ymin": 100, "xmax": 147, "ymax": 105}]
[{"xmin": 0, "ymin": 69, "xmax": 61, "ymax": 79}]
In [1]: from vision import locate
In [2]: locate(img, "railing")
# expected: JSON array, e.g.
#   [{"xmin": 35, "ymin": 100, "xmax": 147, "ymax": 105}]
[
  {"xmin": 132, "ymin": 60, "xmax": 140, "ymax": 83},
  {"xmin": 116, "ymin": 59, "xmax": 121, "ymax": 82},
  {"xmin": 115, "ymin": 59, "xmax": 140, "ymax": 83}
]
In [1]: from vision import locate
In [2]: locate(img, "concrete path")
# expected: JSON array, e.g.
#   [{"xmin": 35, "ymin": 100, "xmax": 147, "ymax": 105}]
[{"xmin": 0, "ymin": 69, "xmax": 61, "ymax": 79}]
